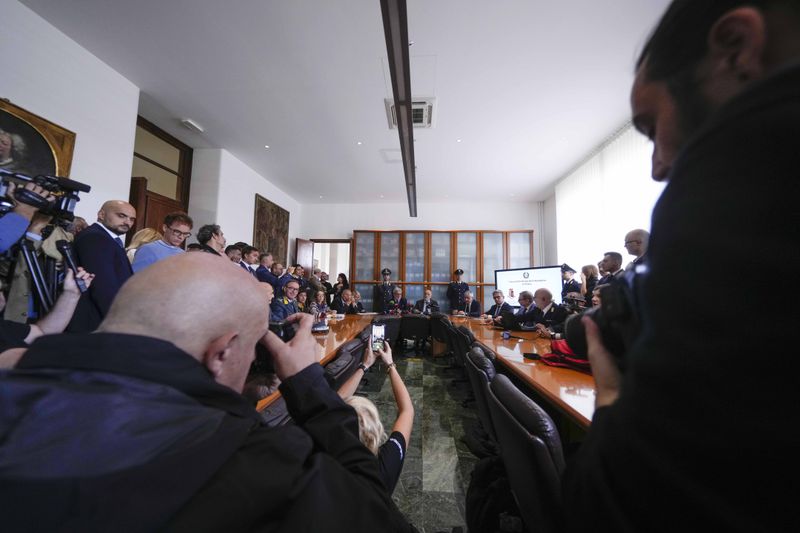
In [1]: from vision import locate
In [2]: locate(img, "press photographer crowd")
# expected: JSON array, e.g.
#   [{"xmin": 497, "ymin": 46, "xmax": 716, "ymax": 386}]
[{"xmin": 2, "ymin": 1, "xmax": 799, "ymax": 531}]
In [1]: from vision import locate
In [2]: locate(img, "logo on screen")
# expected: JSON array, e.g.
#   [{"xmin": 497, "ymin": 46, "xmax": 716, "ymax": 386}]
[{"xmin": 523, "ymin": 272, "xmax": 529, "ymax": 278}]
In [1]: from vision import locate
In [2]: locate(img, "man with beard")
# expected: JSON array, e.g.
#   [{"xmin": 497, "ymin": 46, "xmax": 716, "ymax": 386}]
[
  {"xmin": 68, "ymin": 200, "xmax": 136, "ymax": 332},
  {"xmin": 563, "ymin": 2, "xmax": 800, "ymax": 531}
]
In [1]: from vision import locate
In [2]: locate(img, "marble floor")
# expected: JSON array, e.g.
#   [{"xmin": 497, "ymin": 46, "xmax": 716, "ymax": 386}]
[{"xmin": 355, "ymin": 346, "xmax": 478, "ymax": 533}]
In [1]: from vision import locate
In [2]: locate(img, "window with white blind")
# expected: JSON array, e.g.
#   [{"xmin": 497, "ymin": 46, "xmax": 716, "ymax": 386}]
[{"xmin": 555, "ymin": 125, "xmax": 665, "ymax": 273}]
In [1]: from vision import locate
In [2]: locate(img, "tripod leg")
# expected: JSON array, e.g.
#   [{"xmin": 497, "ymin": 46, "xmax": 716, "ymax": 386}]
[{"xmin": 19, "ymin": 240, "xmax": 54, "ymax": 313}]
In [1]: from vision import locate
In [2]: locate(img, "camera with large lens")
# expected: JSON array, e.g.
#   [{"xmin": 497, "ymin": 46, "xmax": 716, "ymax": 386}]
[
  {"xmin": 0, "ymin": 169, "xmax": 91, "ymax": 224},
  {"xmin": 563, "ymin": 270, "xmax": 643, "ymax": 372},
  {"xmin": 562, "ymin": 293, "xmax": 586, "ymax": 314}
]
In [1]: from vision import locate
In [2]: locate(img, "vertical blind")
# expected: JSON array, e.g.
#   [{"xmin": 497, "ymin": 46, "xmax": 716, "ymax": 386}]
[{"xmin": 555, "ymin": 124, "xmax": 665, "ymax": 272}]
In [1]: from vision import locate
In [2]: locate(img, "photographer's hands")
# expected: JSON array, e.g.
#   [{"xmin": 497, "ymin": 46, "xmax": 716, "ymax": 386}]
[
  {"xmin": 582, "ymin": 315, "xmax": 622, "ymax": 408},
  {"xmin": 260, "ymin": 313, "xmax": 320, "ymax": 380},
  {"xmin": 9, "ymin": 182, "xmax": 55, "ymax": 221}
]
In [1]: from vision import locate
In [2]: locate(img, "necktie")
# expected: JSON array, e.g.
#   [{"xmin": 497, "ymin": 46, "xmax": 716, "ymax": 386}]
[{"xmin": 114, "ymin": 237, "xmax": 124, "ymax": 249}]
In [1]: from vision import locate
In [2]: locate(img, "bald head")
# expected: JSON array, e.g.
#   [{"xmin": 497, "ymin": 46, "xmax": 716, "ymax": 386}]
[
  {"xmin": 624, "ymin": 229, "xmax": 650, "ymax": 258},
  {"xmin": 97, "ymin": 200, "xmax": 136, "ymax": 235},
  {"xmin": 99, "ymin": 253, "xmax": 270, "ymax": 392},
  {"xmin": 533, "ymin": 288, "xmax": 554, "ymax": 310}
]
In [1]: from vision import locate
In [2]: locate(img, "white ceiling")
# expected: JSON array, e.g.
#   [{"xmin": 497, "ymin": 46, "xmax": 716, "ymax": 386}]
[{"xmin": 21, "ymin": 0, "xmax": 670, "ymax": 205}]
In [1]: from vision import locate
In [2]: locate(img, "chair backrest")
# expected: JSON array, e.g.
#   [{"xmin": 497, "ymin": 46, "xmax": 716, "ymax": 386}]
[
  {"xmin": 373, "ymin": 316, "xmax": 402, "ymax": 345},
  {"xmin": 430, "ymin": 312, "xmax": 449, "ymax": 343},
  {"xmin": 325, "ymin": 338, "xmax": 365, "ymax": 388},
  {"xmin": 486, "ymin": 374, "xmax": 565, "ymax": 533},
  {"xmin": 457, "ymin": 324, "xmax": 476, "ymax": 345},
  {"xmin": 445, "ymin": 322, "xmax": 469, "ymax": 366},
  {"xmin": 465, "ymin": 346, "xmax": 497, "ymax": 442}
]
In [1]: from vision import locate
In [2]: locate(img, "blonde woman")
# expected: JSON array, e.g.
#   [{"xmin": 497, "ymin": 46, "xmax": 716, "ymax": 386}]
[
  {"xmin": 338, "ymin": 339, "xmax": 413, "ymax": 494},
  {"xmin": 126, "ymin": 228, "xmax": 162, "ymax": 263}
]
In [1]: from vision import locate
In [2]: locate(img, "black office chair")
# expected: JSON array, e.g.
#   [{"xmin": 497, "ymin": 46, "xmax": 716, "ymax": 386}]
[
  {"xmin": 465, "ymin": 346, "xmax": 498, "ymax": 443},
  {"xmin": 325, "ymin": 338, "xmax": 365, "ymax": 389},
  {"xmin": 486, "ymin": 374, "xmax": 565, "ymax": 533},
  {"xmin": 373, "ymin": 315, "xmax": 403, "ymax": 350},
  {"xmin": 430, "ymin": 312, "xmax": 451, "ymax": 357}
]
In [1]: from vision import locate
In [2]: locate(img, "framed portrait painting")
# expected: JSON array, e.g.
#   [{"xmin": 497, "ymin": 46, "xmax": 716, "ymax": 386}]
[
  {"xmin": 253, "ymin": 194, "xmax": 290, "ymax": 265},
  {"xmin": 0, "ymin": 99, "xmax": 76, "ymax": 178}
]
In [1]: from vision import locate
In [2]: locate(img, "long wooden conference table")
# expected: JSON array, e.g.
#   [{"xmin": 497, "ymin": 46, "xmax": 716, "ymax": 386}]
[{"xmin": 256, "ymin": 313, "xmax": 595, "ymax": 429}]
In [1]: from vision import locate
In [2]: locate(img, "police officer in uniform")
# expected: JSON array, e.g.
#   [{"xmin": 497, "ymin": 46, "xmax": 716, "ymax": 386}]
[
  {"xmin": 374, "ymin": 268, "xmax": 397, "ymax": 314},
  {"xmin": 446, "ymin": 268, "xmax": 469, "ymax": 312},
  {"xmin": 561, "ymin": 263, "xmax": 582, "ymax": 299}
]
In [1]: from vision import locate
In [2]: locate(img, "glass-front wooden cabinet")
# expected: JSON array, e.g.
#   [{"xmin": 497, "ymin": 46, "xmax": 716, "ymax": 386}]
[{"xmin": 351, "ymin": 230, "xmax": 534, "ymax": 312}]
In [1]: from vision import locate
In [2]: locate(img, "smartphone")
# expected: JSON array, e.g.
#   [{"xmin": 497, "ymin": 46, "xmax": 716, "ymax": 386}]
[{"xmin": 371, "ymin": 324, "xmax": 386, "ymax": 352}]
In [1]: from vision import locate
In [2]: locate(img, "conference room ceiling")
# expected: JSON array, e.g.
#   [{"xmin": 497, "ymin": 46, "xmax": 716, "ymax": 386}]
[{"xmin": 21, "ymin": 0, "xmax": 670, "ymax": 205}]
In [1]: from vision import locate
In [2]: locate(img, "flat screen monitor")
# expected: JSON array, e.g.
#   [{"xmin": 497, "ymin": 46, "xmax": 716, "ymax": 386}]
[{"xmin": 494, "ymin": 265, "xmax": 563, "ymax": 307}]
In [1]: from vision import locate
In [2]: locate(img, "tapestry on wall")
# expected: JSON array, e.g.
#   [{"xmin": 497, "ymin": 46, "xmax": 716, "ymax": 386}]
[
  {"xmin": 253, "ymin": 193, "xmax": 290, "ymax": 265},
  {"xmin": 0, "ymin": 99, "xmax": 76, "ymax": 178}
]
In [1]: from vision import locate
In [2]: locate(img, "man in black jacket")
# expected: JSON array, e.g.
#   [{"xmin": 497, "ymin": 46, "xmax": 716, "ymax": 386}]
[
  {"xmin": 0, "ymin": 253, "xmax": 414, "ymax": 532},
  {"xmin": 563, "ymin": 2, "xmax": 800, "ymax": 532},
  {"xmin": 413, "ymin": 287, "xmax": 439, "ymax": 316},
  {"xmin": 68, "ymin": 200, "xmax": 136, "ymax": 332}
]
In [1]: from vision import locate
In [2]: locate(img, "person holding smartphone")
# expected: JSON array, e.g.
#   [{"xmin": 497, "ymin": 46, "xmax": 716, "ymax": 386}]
[{"xmin": 338, "ymin": 337, "xmax": 414, "ymax": 495}]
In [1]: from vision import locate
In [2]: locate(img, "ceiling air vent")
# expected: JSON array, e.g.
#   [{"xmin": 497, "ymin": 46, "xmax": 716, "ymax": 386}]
[{"xmin": 385, "ymin": 97, "xmax": 435, "ymax": 129}]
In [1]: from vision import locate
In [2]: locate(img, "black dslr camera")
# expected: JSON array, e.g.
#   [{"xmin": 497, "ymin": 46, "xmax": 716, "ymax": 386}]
[
  {"xmin": 268, "ymin": 320, "xmax": 297, "ymax": 342},
  {"xmin": 564, "ymin": 270, "xmax": 643, "ymax": 371},
  {"xmin": 562, "ymin": 293, "xmax": 586, "ymax": 314},
  {"xmin": 0, "ymin": 169, "xmax": 91, "ymax": 223}
]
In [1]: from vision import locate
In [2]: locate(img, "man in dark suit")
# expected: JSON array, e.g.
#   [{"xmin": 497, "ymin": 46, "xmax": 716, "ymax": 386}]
[
  {"xmin": 239, "ymin": 245, "xmax": 259, "ymax": 277},
  {"xmin": 561, "ymin": 264, "xmax": 582, "ymax": 299},
  {"xmin": 413, "ymin": 288, "xmax": 439, "ymax": 316},
  {"xmin": 331, "ymin": 289, "xmax": 360, "ymax": 315},
  {"xmin": 597, "ymin": 252, "xmax": 625, "ymax": 285},
  {"xmin": 68, "ymin": 200, "xmax": 136, "ymax": 333},
  {"xmin": 564, "ymin": 3, "xmax": 800, "ymax": 531},
  {"xmin": 453, "ymin": 291, "xmax": 481, "ymax": 318},
  {"xmin": 483, "ymin": 289, "xmax": 512, "ymax": 319},
  {"xmin": 256, "ymin": 252, "xmax": 278, "ymax": 286},
  {"xmin": 624, "ymin": 229, "xmax": 649, "ymax": 271}
]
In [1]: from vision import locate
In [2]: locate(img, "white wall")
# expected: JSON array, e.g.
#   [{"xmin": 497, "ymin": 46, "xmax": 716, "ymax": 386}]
[
  {"xmin": 189, "ymin": 148, "xmax": 302, "ymax": 259},
  {"xmin": 0, "ymin": 0, "xmax": 140, "ymax": 220},
  {"xmin": 297, "ymin": 201, "xmax": 539, "ymax": 240},
  {"xmin": 542, "ymin": 194, "xmax": 558, "ymax": 266},
  {"xmin": 554, "ymin": 125, "xmax": 665, "ymax": 271}
]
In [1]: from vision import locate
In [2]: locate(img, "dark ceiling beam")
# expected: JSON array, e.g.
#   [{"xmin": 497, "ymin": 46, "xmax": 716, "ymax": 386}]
[{"xmin": 380, "ymin": 0, "xmax": 417, "ymax": 217}]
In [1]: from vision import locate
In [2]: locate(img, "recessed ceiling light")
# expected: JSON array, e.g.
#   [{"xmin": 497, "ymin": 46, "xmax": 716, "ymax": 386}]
[
  {"xmin": 380, "ymin": 194, "xmax": 384, "ymax": 199},
  {"xmin": 456, "ymin": 139, "xmax": 462, "ymax": 143},
  {"xmin": 357, "ymin": 141, "xmax": 363, "ymax": 145},
  {"xmin": 264, "ymin": 145, "xmax": 270, "ymax": 149},
  {"xmin": 319, "ymin": 195, "xmax": 323, "ymax": 199}
]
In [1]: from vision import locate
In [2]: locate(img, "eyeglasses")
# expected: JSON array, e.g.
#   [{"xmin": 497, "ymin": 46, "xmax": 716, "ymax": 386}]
[
  {"xmin": 285, "ymin": 285, "xmax": 300, "ymax": 292},
  {"xmin": 624, "ymin": 240, "xmax": 641, "ymax": 245},
  {"xmin": 167, "ymin": 227, "xmax": 192, "ymax": 238}
]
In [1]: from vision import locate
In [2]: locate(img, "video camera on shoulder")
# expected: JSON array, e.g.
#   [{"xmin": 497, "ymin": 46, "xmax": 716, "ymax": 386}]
[
  {"xmin": 0, "ymin": 169, "xmax": 91, "ymax": 223},
  {"xmin": 564, "ymin": 269, "xmax": 644, "ymax": 371}
]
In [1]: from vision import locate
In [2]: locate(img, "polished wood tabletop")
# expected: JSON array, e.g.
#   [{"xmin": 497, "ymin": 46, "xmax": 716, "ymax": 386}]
[
  {"xmin": 256, "ymin": 314, "xmax": 375, "ymax": 412},
  {"xmin": 451, "ymin": 316, "xmax": 595, "ymax": 429}
]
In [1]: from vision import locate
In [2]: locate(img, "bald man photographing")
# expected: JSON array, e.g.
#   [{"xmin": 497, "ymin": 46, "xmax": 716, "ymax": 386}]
[
  {"xmin": 0, "ymin": 253, "xmax": 414, "ymax": 531},
  {"xmin": 67, "ymin": 200, "xmax": 136, "ymax": 332}
]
